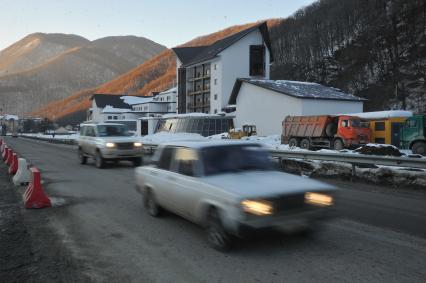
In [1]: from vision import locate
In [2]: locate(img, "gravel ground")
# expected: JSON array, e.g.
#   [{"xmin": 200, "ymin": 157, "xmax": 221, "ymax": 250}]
[{"xmin": 0, "ymin": 162, "xmax": 89, "ymax": 283}]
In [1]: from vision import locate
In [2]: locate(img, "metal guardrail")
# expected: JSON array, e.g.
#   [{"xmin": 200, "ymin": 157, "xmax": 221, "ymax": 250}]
[
  {"xmin": 269, "ymin": 149, "xmax": 426, "ymax": 170},
  {"xmin": 20, "ymin": 135, "xmax": 77, "ymax": 145},
  {"xmin": 142, "ymin": 143, "xmax": 426, "ymax": 169}
]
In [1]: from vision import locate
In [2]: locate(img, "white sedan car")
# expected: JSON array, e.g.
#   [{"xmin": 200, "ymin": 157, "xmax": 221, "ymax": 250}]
[{"xmin": 135, "ymin": 141, "xmax": 336, "ymax": 250}]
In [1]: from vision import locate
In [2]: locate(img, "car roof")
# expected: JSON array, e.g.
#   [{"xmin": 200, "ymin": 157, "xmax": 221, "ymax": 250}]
[{"xmin": 160, "ymin": 140, "xmax": 263, "ymax": 149}]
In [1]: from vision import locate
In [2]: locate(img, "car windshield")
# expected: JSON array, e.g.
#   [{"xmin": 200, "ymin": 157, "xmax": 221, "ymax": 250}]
[
  {"xmin": 97, "ymin": 125, "xmax": 129, "ymax": 137},
  {"xmin": 200, "ymin": 145, "xmax": 273, "ymax": 176}
]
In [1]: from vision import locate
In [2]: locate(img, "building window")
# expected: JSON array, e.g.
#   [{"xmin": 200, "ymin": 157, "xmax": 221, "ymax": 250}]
[
  {"xmin": 214, "ymin": 79, "xmax": 217, "ymax": 85},
  {"xmin": 108, "ymin": 116, "xmax": 112, "ymax": 120},
  {"xmin": 113, "ymin": 116, "xmax": 118, "ymax": 120},
  {"xmin": 214, "ymin": 109, "xmax": 217, "ymax": 114},
  {"xmin": 214, "ymin": 94, "xmax": 217, "ymax": 100},
  {"xmin": 214, "ymin": 64, "xmax": 217, "ymax": 70},
  {"xmin": 167, "ymin": 96, "xmax": 170, "ymax": 101},
  {"xmin": 249, "ymin": 45, "xmax": 265, "ymax": 76},
  {"xmin": 374, "ymin": 122, "xmax": 385, "ymax": 131}
]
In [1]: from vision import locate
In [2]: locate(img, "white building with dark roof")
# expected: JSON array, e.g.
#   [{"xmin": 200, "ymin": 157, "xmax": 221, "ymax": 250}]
[
  {"xmin": 229, "ymin": 79, "xmax": 365, "ymax": 136},
  {"xmin": 172, "ymin": 22, "xmax": 272, "ymax": 115}
]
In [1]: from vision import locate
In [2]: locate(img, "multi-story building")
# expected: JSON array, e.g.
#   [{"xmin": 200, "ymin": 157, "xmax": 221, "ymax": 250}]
[{"xmin": 172, "ymin": 22, "xmax": 273, "ymax": 114}]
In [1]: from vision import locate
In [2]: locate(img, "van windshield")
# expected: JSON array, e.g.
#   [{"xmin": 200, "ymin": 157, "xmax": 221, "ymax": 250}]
[
  {"xmin": 97, "ymin": 125, "xmax": 130, "ymax": 137},
  {"xmin": 200, "ymin": 145, "xmax": 273, "ymax": 176}
]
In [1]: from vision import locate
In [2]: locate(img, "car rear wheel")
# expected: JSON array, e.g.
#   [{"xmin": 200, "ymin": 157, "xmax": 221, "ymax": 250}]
[
  {"xmin": 78, "ymin": 148, "xmax": 87, "ymax": 165},
  {"xmin": 95, "ymin": 151, "xmax": 105, "ymax": 169},
  {"xmin": 206, "ymin": 209, "xmax": 232, "ymax": 251},
  {"xmin": 144, "ymin": 190, "xmax": 161, "ymax": 217}
]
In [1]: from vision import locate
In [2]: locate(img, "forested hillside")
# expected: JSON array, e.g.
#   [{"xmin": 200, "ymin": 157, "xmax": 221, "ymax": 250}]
[{"xmin": 269, "ymin": 0, "xmax": 426, "ymax": 113}]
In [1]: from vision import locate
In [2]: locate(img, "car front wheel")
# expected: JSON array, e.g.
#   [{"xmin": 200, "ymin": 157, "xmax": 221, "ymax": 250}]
[
  {"xmin": 206, "ymin": 209, "xmax": 233, "ymax": 251},
  {"xmin": 78, "ymin": 149, "xmax": 87, "ymax": 164},
  {"xmin": 95, "ymin": 151, "xmax": 105, "ymax": 169},
  {"xmin": 144, "ymin": 190, "xmax": 161, "ymax": 217}
]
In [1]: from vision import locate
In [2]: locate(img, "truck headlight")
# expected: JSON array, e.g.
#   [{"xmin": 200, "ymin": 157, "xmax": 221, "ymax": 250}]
[
  {"xmin": 305, "ymin": 192, "xmax": 333, "ymax": 206},
  {"xmin": 105, "ymin": 142, "xmax": 115, "ymax": 148},
  {"xmin": 241, "ymin": 199, "xmax": 273, "ymax": 216},
  {"xmin": 134, "ymin": 142, "xmax": 142, "ymax": 147}
]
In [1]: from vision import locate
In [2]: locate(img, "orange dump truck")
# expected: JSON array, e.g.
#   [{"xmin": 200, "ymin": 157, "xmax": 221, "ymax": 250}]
[{"xmin": 281, "ymin": 115, "xmax": 371, "ymax": 150}]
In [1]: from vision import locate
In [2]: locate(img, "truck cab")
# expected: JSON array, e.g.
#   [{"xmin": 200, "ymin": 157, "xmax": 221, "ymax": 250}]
[
  {"xmin": 334, "ymin": 115, "xmax": 371, "ymax": 150},
  {"xmin": 400, "ymin": 115, "xmax": 426, "ymax": 155}
]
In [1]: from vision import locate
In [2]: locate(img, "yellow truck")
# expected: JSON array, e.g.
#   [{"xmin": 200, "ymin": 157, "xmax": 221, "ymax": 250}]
[
  {"xmin": 229, "ymin": 124, "xmax": 257, "ymax": 139},
  {"xmin": 347, "ymin": 111, "xmax": 412, "ymax": 147}
]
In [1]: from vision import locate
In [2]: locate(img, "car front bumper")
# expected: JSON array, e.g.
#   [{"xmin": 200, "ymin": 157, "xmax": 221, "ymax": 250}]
[
  {"xmin": 100, "ymin": 148, "xmax": 143, "ymax": 159},
  {"xmin": 233, "ymin": 207, "xmax": 335, "ymax": 237}
]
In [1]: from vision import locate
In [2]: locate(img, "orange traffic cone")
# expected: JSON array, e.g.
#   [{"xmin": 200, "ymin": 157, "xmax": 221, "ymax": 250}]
[{"xmin": 23, "ymin": 167, "xmax": 51, "ymax": 209}]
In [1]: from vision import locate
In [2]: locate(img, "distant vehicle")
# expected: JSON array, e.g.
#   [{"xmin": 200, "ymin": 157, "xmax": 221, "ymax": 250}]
[
  {"xmin": 228, "ymin": 124, "xmax": 257, "ymax": 139},
  {"xmin": 400, "ymin": 115, "xmax": 426, "ymax": 155},
  {"xmin": 78, "ymin": 123, "xmax": 143, "ymax": 168},
  {"xmin": 282, "ymin": 115, "xmax": 371, "ymax": 150},
  {"xmin": 135, "ymin": 141, "xmax": 336, "ymax": 250}
]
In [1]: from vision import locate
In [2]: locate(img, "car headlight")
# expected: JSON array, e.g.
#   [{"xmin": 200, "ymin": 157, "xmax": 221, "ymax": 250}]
[
  {"xmin": 305, "ymin": 192, "xmax": 333, "ymax": 206},
  {"xmin": 134, "ymin": 142, "xmax": 142, "ymax": 147},
  {"xmin": 241, "ymin": 199, "xmax": 273, "ymax": 216},
  {"xmin": 105, "ymin": 142, "xmax": 115, "ymax": 148}
]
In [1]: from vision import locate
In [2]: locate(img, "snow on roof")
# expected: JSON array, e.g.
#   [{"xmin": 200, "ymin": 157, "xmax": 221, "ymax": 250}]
[
  {"xmin": 229, "ymin": 79, "xmax": 365, "ymax": 104},
  {"xmin": 159, "ymin": 87, "xmax": 177, "ymax": 95},
  {"xmin": 345, "ymin": 110, "xmax": 413, "ymax": 120},
  {"xmin": 102, "ymin": 105, "xmax": 131, "ymax": 113},
  {"xmin": 3, "ymin": 114, "xmax": 19, "ymax": 120},
  {"xmin": 162, "ymin": 113, "xmax": 220, "ymax": 119},
  {"xmin": 120, "ymin": 96, "xmax": 153, "ymax": 105}
]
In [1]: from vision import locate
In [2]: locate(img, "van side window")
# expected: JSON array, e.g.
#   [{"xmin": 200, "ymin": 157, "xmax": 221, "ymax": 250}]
[{"xmin": 157, "ymin": 147, "xmax": 174, "ymax": 170}]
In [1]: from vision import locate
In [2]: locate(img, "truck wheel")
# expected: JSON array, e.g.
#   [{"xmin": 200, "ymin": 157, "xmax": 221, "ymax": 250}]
[
  {"xmin": 78, "ymin": 148, "xmax": 87, "ymax": 165},
  {"xmin": 325, "ymin": 123, "xmax": 337, "ymax": 137},
  {"xmin": 288, "ymin": 138, "xmax": 299, "ymax": 147},
  {"xmin": 333, "ymin": 139, "xmax": 344, "ymax": 151},
  {"xmin": 206, "ymin": 209, "xmax": 232, "ymax": 251},
  {"xmin": 412, "ymin": 141, "xmax": 426, "ymax": 156},
  {"xmin": 95, "ymin": 151, "xmax": 105, "ymax": 169},
  {"xmin": 300, "ymin": 139, "xmax": 310, "ymax": 150}
]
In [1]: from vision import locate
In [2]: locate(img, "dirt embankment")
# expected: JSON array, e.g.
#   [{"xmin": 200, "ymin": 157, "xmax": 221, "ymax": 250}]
[{"xmin": 0, "ymin": 163, "xmax": 89, "ymax": 282}]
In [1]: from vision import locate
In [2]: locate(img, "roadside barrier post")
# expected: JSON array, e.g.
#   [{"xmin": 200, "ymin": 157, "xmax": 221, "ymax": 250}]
[
  {"xmin": 23, "ymin": 167, "xmax": 52, "ymax": 209},
  {"xmin": 13, "ymin": 158, "xmax": 31, "ymax": 186}
]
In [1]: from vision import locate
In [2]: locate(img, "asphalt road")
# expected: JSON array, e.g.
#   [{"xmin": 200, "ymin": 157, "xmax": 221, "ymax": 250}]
[{"xmin": 4, "ymin": 137, "xmax": 426, "ymax": 283}]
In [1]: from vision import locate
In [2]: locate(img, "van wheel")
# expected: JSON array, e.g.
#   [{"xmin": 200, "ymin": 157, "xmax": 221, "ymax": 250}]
[
  {"xmin": 412, "ymin": 141, "xmax": 426, "ymax": 156},
  {"xmin": 206, "ymin": 209, "xmax": 232, "ymax": 251},
  {"xmin": 95, "ymin": 151, "xmax": 105, "ymax": 169},
  {"xmin": 333, "ymin": 139, "xmax": 344, "ymax": 151},
  {"xmin": 144, "ymin": 190, "xmax": 161, "ymax": 217},
  {"xmin": 132, "ymin": 157, "xmax": 143, "ymax": 167},
  {"xmin": 288, "ymin": 138, "xmax": 298, "ymax": 147},
  {"xmin": 300, "ymin": 139, "xmax": 310, "ymax": 150},
  {"xmin": 78, "ymin": 148, "xmax": 87, "ymax": 164}
]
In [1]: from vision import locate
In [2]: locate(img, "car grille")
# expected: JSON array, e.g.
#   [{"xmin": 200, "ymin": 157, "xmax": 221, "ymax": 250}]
[
  {"xmin": 116, "ymin": 142, "xmax": 134, "ymax": 150},
  {"xmin": 272, "ymin": 193, "xmax": 306, "ymax": 213}
]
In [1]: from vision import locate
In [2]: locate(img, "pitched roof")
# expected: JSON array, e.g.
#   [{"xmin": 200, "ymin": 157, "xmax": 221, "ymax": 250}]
[
  {"xmin": 90, "ymin": 94, "xmax": 132, "ymax": 109},
  {"xmin": 172, "ymin": 22, "xmax": 273, "ymax": 67},
  {"xmin": 229, "ymin": 79, "xmax": 366, "ymax": 104}
]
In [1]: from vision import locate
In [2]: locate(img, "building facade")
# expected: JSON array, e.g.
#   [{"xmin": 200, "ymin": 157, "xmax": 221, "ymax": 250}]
[
  {"xmin": 229, "ymin": 79, "xmax": 365, "ymax": 136},
  {"xmin": 172, "ymin": 22, "xmax": 272, "ymax": 115}
]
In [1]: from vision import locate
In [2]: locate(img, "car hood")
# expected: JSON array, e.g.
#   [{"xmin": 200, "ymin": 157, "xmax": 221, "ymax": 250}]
[{"xmin": 200, "ymin": 171, "xmax": 336, "ymax": 198}]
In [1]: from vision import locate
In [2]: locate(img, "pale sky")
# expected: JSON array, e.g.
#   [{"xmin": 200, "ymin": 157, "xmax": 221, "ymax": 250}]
[{"xmin": 0, "ymin": 0, "xmax": 316, "ymax": 51}]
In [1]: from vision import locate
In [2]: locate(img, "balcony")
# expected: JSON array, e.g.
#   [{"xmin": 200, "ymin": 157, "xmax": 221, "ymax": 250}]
[
  {"xmin": 187, "ymin": 88, "xmax": 210, "ymax": 96},
  {"xmin": 188, "ymin": 73, "xmax": 210, "ymax": 82}
]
